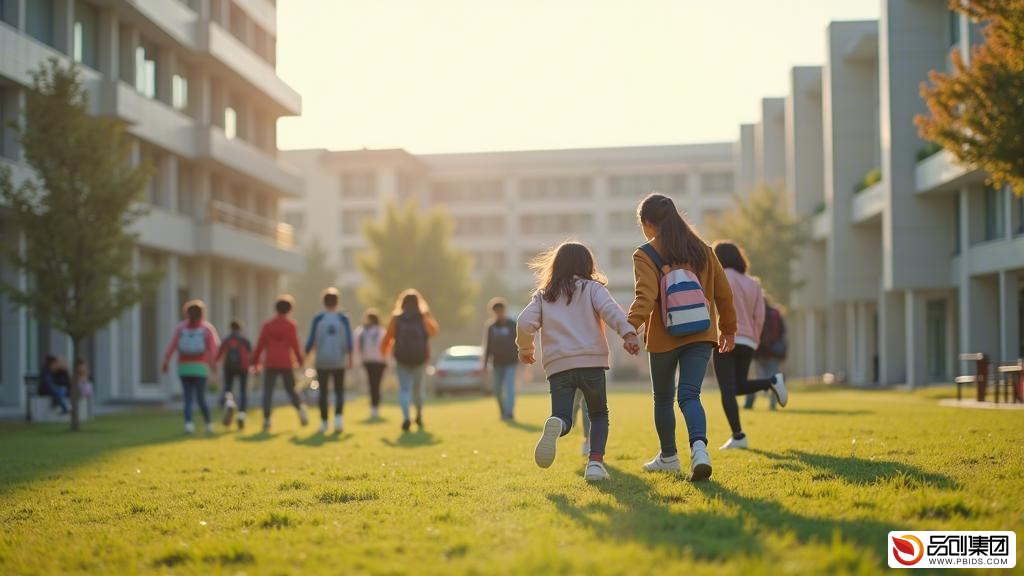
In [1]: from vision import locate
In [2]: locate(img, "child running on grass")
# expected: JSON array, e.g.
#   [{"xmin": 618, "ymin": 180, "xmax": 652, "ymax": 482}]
[
  {"xmin": 253, "ymin": 295, "xmax": 307, "ymax": 432},
  {"xmin": 305, "ymin": 287, "xmax": 354, "ymax": 434},
  {"xmin": 517, "ymin": 241, "xmax": 640, "ymax": 482},
  {"xmin": 380, "ymin": 289, "xmax": 439, "ymax": 432},
  {"xmin": 354, "ymin": 309, "xmax": 387, "ymax": 420},
  {"xmin": 162, "ymin": 300, "xmax": 220, "ymax": 435},
  {"xmin": 217, "ymin": 320, "xmax": 252, "ymax": 430}
]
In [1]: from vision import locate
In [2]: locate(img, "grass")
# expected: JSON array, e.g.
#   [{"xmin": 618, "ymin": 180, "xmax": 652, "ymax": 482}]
[{"xmin": 1, "ymin": 386, "xmax": 1022, "ymax": 575}]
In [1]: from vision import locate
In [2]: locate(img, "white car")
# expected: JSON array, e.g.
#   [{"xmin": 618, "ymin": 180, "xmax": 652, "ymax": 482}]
[{"xmin": 431, "ymin": 346, "xmax": 487, "ymax": 396}]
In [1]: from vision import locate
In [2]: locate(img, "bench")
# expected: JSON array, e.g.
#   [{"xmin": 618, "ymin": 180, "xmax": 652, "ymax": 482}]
[
  {"xmin": 996, "ymin": 362, "xmax": 1023, "ymax": 404},
  {"xmin": 956, "ymin": 353, "xmax": 989, "ymax": 402},
  {"xmin": 24, "ymin": 374, "xmax": 93, "ymax": 423}
]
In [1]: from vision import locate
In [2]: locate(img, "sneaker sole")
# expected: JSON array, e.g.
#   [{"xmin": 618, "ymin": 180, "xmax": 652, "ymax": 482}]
[
  {"xmin": 535, "ymin": 417, "xmax": 562, "ymax": 469},
  {"xmin": 691, "ymin": 463, "xmax": 713, "ymax": 482}
]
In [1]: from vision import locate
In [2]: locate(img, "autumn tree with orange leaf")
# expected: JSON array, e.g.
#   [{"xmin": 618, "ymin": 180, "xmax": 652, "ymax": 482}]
[{"xmin": 916, "ymin": 0, "xmax": 1024, "ymax": 196}]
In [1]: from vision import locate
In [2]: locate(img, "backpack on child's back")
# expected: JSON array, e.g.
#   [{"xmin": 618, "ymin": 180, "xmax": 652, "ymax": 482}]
[
  {"xmin": 178, "ymin": 325, "xmax": 208, "ymax": 356},
  {"xmin": 639, "ymin": 243, "xmax": 711, "ymax": 337}
]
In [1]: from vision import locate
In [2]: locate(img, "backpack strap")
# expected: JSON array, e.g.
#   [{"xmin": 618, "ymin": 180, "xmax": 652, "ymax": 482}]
[{"xmin": 639, "ymin": 243, "xmax": 665, "ymax": 276}]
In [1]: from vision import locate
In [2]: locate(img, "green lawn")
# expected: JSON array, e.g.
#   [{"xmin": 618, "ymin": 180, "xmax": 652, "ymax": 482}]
[{"xmin": 1, "ymin": 387, "xmax": 1022, "ymax": 575}]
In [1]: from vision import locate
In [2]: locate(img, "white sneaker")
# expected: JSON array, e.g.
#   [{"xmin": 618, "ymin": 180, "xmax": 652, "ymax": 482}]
[
  {"xmin": 642, "ymin": 452, "xmax": 681, "ymax": 473},
  {"xmin": 205, "ymin": 422, "xmax": 214, "ymax": 434},
  {"xmin": 720, "ymin": 435, "xmax": 749, "ymax": 450},
  {"xmin": 184, "ymin": 421, "xmax": 195, "ymax": 435},
  {"xmin": 581, "ymin": 439, "xmax": 591, "ymax": 457},
  {"xmin": 770, "ymin": 373, "xmax": 789, "ymax": 407},
  {"xmin": 334, "ymin": 414, "xmax": 343, "ymax": 433},
  {"xmin": 222, "ymin": 393, "xmax": 236, "ymax": 426},
  {"xmin": 370, "ymin": 407, "xmax": 380, "ymax": 419},
  {"xmin": 584, "ymin": 461, "xmax": 609, "ymax": 481},
  {"xmin": 320, "ymin": 420, "xmax": 329, "ymax": 434},
  {"xmin": 534, "ymin": 417, "xmax": 563, "ymax": 469},
  {"xmin": 690, "ymin": 441, "xmax": 712, "ymax": 481},
  {"xmin": 298, "ymin": 406, "xmax": 309, "ymax": 427}
]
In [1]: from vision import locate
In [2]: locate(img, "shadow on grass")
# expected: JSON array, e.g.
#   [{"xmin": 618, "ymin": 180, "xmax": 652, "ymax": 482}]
[
  {"xmin": 779, "ymin": 408, "xmax": 874, "ymax": 416},
  {"xmin": 358, "ymin": 416, "xmax": 388, "ymax": 425},
  {"xmin": 0, "ymin": 412, "xmax": 187, "ymax": 495},
  {"xmin": 381, "ymin": 430, "xmax": 440, "ymax": 448},
  {"xmin": 290, "ymin": 432, "xmax": 353, "ymax": 447},
  {"xmin": 503, "ymin": 419, "xmax": 542, "ymax": 433},
  {"xmin": 750, "ymin": 449, "xmax": 957, "ymax": 489},
  {"xmin": 235, "ymin": 431, "xmax": 281, "ymax": 443},
  {"xmin": 550, "ymin": 465, "xmax": 899, "ymax": 563}
]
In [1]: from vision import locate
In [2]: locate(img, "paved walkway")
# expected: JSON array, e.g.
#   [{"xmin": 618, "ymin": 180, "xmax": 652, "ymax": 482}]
[{"xmin": 938, "ymin": 398, "xmax": 1024, "ymax": 410}]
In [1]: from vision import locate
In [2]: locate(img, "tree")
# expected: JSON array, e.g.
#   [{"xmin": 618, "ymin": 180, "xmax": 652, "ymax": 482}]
[
  {"xmin": 357, "ymin": 201, "xmax": 476, "ymax": 330},
  {"xmin": 286, "ymin": 237, "xmax": 339, "ymax": 335},
  {"xmin": 917, "ymin": 0, "xmax": 1024, "ymax": 196},
  {"xmin": 0, "ymin": 60, "xmax": 156, "ymax": 430},
  {"xmin": 705, "ymin": 186, "xmax": 805, "ymax": 306}
]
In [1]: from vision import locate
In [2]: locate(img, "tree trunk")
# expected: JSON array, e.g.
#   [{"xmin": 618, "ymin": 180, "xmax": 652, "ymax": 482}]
[{"xmin": 70, "ymin": 336, "xmax": 81, "ymax": 431}]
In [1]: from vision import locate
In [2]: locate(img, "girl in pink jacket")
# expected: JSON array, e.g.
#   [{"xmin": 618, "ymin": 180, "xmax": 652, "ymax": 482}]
[
  {"xmin": 516, "ymin": 241, "xmax": 640, "ymax": 482},
  {"xmin": 712, "ymin": 242, "xmax": 788, "ymax": 451}
]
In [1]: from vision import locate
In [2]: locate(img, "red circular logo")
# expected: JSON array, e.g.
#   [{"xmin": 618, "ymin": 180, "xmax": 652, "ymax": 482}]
[{"xmin": 892, "ymin": 535, "xmax": 925, "ymax": 566}]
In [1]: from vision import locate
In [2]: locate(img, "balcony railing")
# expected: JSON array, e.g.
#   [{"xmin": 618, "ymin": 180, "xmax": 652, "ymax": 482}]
[{"xmin": 208, "ymin": 199, "xmax": 295, "ymax": 248}]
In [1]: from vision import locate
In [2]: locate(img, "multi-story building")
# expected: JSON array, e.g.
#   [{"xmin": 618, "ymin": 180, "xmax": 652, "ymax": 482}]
[
  {"xmin": 742, "ymin": 0, "xmax": 1024, "ymax": 386},
  {"xmin": 0, "ymin": 0, "xmax": 302, "ymax": 413},
  {"xmin": 282, "ymin": 144, "xmax": 736, "ymax": 306}
]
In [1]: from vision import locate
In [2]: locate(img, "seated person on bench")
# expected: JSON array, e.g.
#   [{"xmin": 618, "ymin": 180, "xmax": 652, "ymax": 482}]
[{"xmin": 39, "ymin": 355, "xmax": 71, "ymax": 414}]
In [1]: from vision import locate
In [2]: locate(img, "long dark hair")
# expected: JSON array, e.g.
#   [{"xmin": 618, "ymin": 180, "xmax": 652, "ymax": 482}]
[
  {"xmin": 529, "ymin": 241, "xmax": 607, "ymax": 304},
  {"xmin": 637, "ymin": 193, "xmax": 707, "ymax": 272},
  {"xmin": 713, "ymin": 240, "xmax": 748, "ymax": 274},
  {"xmin": 393, "ymin": 289, "xmax": 430, "ymax": 318}
]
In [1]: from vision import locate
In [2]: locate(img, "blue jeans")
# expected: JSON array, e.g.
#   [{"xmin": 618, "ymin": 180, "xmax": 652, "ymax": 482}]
[
  {"xmin": 396, "ymin": 363, "xmax": 426, "ymax": 422},
  {"xmin": 493, "ymin": 363, "xmax": 517, "ymax": 419},
  {"xmin": 181, "ymin": 376, "xmax": 211, "ymax": 424},
  {"xmin": 548, "ymin": 368, "xmax": 608, "ymax": 458},
  {"xmin": 745, "ymin": 358, "xmax": 780, "ymax": 409},
  {"xmin": 649, "ymin": 342, "xmax": 713, "ymax": 457}
]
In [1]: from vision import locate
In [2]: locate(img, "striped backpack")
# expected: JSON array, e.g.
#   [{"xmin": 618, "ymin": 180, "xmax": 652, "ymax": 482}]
[{"xmin": 639, "ymin": 243, "xmax": 711, "ymax": 336}]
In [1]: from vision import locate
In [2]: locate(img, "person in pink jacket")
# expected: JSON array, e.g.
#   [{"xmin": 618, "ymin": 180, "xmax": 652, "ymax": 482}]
[
  {"xmin": 712, "ymin": 242, "xmax": 788, "ymax": 451},
  {"xmin": 517, "ymin": 241, "xmax": 640, "ymax": 482}
]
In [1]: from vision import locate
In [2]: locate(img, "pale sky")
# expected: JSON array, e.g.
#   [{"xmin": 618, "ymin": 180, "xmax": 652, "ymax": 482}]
[{"xmin": 276, "ymin": 0, "xmax": 879, "ymax": 154}]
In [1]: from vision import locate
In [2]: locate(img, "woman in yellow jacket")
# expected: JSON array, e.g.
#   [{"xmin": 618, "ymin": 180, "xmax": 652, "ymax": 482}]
[
  {"xmin": 380, "ymin": 289, "xmax": 440, "ymax": 432},
  {"xmin": 627, "ymin": 193, "xmax": 737, "ymax": 481}
]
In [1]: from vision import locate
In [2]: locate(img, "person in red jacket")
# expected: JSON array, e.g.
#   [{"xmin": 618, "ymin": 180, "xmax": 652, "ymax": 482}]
[{"xmin": 252, "ymin": 295, "xmax": 307, "ymax": 432}]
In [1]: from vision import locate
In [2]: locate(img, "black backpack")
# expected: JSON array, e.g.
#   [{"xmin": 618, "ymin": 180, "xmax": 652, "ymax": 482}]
[
  {"xmin": 225, "ymin": 337, "xmax": 245, "ymax": 373},
  {"xmin": 393, "ymin": 315, "xmax": 428, "ymax": 366}
]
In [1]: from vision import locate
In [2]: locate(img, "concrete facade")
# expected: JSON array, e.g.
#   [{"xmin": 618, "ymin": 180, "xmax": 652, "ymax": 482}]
[
  {"xmin": 741, "ymin": 0, "xmax": 1024, "ymax": 387},
  {"xmin": 281, "ymin": 144, "xmax": 736, "ymax": 306},
  {"xmin": 0, "ymin": 0, "xmax": 302, "ymax": 412}
]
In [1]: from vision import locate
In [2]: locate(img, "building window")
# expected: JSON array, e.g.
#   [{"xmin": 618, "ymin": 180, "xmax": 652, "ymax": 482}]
[
  {"xmin": 73, "ymin": 1, "xmax": 99, "ymax": 68},
  {"xmin": 953, "ymin": 194, "xmax": 961, "ymax": 254},
  {"xmin": 608, "ymin": 173, "xmax": 687, "ymax": 198},
  {"xmin": 1012, "ymin": 189, "xmax": 1023, "ymax": 236},
  {"xmin": 429, "ymin": 180, "xmax": 503, "ymax": 204},
  {"xmin": 340, "ymin": 172, "xmax": 376, "ymax": 199},
  {"xmin": 519, "ymin": 177, "xmax": 591, "ymax": 201},
  {"xmin": 26, "ymin": 0, "xmax": 54, "ymax": 46},
  {"xmin": 340, "ymin": 208, "xmax": 377, "ymax": 236},
  {"xmin": 949, "ymin": 9, "xmax": 961, "ymax": 47},
  {"xmin": 283, "ymin": 211, "xmax": 305, "ymax": 233},
  {"xmin": 135, "ymin": 44, "xmax": 157, "ymax": 99},
  {"xmin": 700, "ymin": 172, "xmax": 734, "ymax": 195},
  {"xmin": 452, "ymin": 215, "xmax": 506, "ymax": 236},
  {"xmin": 224, "ymin": 106, "xmax": 237, "ymax": 140},
  {"xmin": 470, "ymin": 251, "xmax": 506, "ymax": 271},
  {"xmin": 340, "ymin": 247, "xmax": 362, "ymax": 269},
  {"xmin": 609, "ymin": 247, "xmax": 634, "ymax": 269},
  {"xmin": 608, "ymin": 211, "xmax": 637, "ymax": 231},
  {"xmin": 984, "ymin": 186, "xmax": 1006, "ymax": 241},
  {"xmin": 171, "ymin": 73, "xmax": 189, "ymax": 111},
  {"xmin": 519, "ymin": 213, "xmax": 593, "ymax": 235}
]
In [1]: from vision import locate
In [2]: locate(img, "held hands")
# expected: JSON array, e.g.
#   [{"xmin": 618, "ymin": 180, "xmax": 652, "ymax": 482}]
[
  {"xmin": 519, "ymin": 352, "xmax": 536, "ymax": 365},
  {"xmin": 623, "ymin": 332, "xmax": 641, "ymax": 356},
  {"xmin": 160, "ymin": 362, "xmax": 169, "ymax": 375},
  {"xmin": 719, "ymin": 333, "xmax": 736, "ymax": 353}
]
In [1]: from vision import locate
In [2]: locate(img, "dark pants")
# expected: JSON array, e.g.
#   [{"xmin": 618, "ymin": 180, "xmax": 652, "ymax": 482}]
[
  {"xmin": 364, "ymin": 362, "xmax": 386, "ymax": 408},
  {"xmin": 649, "ymin": 342, "xmax": 713, "ymax": 457},
  {"xmin": 262, "ymin": 368, "xmax": 301, "ymax": 421},
  {"xmin": 181, "ymin": 376, "xmax": 211, "ymax": 424},
  {"xmin": 222, "ymin": 368, "xmax": 248, "ymax": 412},
  {"xmin": 549, "ymin": 368, "xmax": 609, "ymax": 458},
  {"xmin": 713, "ymin": 345, "xmax": 774, "ymax": 437},
  {"xmin": 317, "ymin": 369, "xmax": 346, "ymax": 421}
]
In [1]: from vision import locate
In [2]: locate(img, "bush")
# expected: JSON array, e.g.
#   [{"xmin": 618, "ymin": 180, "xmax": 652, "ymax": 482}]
[{"xmin": 854, "ymin": 168, "xmax": 882, "ymax": 193}]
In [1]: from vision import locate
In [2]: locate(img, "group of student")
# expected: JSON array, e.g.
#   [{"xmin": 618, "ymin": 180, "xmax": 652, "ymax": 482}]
[
  {"xmin": 519, "ymin": 193, "xmax": 789, "ymax": 482},
  {"xmin": 160, "ymin": 288, "xmax": 403, "ymax": 435},
  {"xmin": 159, "ymin": 192, "xmax": 788, "ymax": 485}
]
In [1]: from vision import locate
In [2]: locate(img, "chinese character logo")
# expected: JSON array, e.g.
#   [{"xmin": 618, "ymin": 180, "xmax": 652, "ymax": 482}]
[{"xmin": 892, "ymin": 535, "xmax": 925, "ymax": 566}]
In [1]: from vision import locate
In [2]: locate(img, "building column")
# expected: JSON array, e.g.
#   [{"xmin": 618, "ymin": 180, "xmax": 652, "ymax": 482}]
[
  {"xmin": 904, "ymin": 290, "xmax": 927, "ymax": 387},
  {"xmin": 191, "ymin": 258, "xmax": 212, "ymax": 306},
  {"xmin": 879, "ymin": 290, "xmax": 906, "ymax": 385},
  {"xmin": 1000, "ymin": 271, "xmax": 1020, "ymax": 361},
  {"xmin": 156, "ymin": 254, "xmax": 179, "ymax": 395},
  {"xmin": 826, "ymin": 303, "xmax": 847, "ymax": 378},
  {"xmin": 156, "ymin": 46, "xmax": 176, "ymax": 108},
  {"xmin": 157, "ymin": 154, "xmax": 179, "ymax": 213},
  {"xmin": 119, "ymin": 25, "xmax": 140, "ymax": 87},
  {"xmin": 4, "ymin": 0, "xmax": 26, "ymax": 30},
  {"xmin": 126, "ymin": 249, "xmax": 142, "ymax": 397},
  {"xmin": 97, "ymin": 8, "xmax": 119, "ymax": 79},
  {"xmin": 0, "ymin": 227, "xmax": 28, "ymax": 409}
]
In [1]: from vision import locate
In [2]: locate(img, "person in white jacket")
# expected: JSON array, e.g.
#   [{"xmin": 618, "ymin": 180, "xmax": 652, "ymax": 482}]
[
  {"xmin": 517, "ymin": 241, "xmax": 640, "ymax": 482},
  {"xmin": 354, "ymin": 309, "xmax": 387, "ymax": 420}
]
